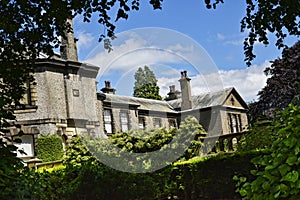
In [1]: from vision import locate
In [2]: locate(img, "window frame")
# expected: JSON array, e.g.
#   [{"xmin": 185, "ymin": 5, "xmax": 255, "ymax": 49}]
[
  {"xmin": 13, "ymin": 134, "xmax": 35, "ymax": 158},
  {"xmin": 138, "ymin": 116, "xmax": 146, "ymax": 130},
  {"xmin": 120, "ymin": 111, "xmax": 130, "ymax": 132},
  {"xmin": 168, "ymin": 118, "xmax": 177, "ymax": 129},
  {"xmin": 103, "ymin": 109, "xmax": 113, "ymax": 135},
  {"xmin": 227, "ymin": 113, "xmax": 242, "ymax": 133},
  {"xmin": 153, "ymin": 118, "xmax": 162, "ymax": 129}
]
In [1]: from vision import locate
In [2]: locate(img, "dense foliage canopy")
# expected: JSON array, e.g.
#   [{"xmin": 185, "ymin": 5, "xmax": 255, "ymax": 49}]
[
  {"xmin": 133, "ymin": 66, "xmax": 162, "ymax": 100},
  {"xmin": 249, "ymin": 41, "xmax": 300, "ymax": 122},
  {"xmin": 236, "ymin": 103, "xmax": 300, "ymax": 199}
]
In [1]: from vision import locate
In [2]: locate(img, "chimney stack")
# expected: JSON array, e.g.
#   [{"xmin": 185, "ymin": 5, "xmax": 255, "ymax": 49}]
[
  {"xmin": 60, "ymin": 17, "xmax": 78, "ymax": 61},
  {"xmin": 166, "ymin": 85, "xmax": 181, "ymax": 101},
  {"xmin": 101, "ymin": 81, "xmax": 116, "ymax": 94},
  {"xmin": 179, "ymin": 71, "xmax": 193, "ymax": 110}
]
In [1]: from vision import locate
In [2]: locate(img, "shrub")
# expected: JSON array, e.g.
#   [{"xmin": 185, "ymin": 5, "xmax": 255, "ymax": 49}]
[
  {"xmin": 166, "ymin": 151, "xmax": 260, "ymax": 199},
  {"xmin": 236, "ymin": 103, "xmax": 300, "ymax": 199},
  {"xmin": 0, "ymin": 138, "xmax": 25, "ymax": 199},
  {"xmin": 237, "ymin": 120, "xmax": 276, "ymax": 152},
  {"xmin": 110, "ymin": 115, "xmax": 206, "ymax": 160},
  {"xmin": 36, "ymin": 135, "xmax": 64, "ymax": 162},
  {"xmin": 25, "ymin": 135, "xmax": 261, "ymax": 199}
]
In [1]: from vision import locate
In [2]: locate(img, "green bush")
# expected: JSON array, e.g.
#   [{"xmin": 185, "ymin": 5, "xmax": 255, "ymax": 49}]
[
  {"xmin": 36, "ymin": 135, "xmax": 64, "ymax": 162},
  {"xmin": 166, "ymin": 151, "xmax": 260, "ymax": 199},
  {"xmin": 110, "ymin": 115, "xmax": 206, "ymax": 160},
  {"xmin": 236, "ymin": 103, "xmax": 300, "ymax": 199},
  {"xmin": 237, "ymin": 120, "xmax": 276, "ymax": 152},
  {"xmin": 23, "ymin": 135, "xmax": 262, "ymax": 200}
]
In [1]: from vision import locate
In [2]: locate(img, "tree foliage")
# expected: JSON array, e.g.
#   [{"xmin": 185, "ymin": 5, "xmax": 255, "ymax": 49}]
[
  {"xmin": 236, "ymin": 103, "xmax": 300, "ymax": 199},
  {"xmin": 133, "ymin": 66, "xmax": 162, "ymax": 100},
  {"xmin": 0, "ymin": 138, "xmax": 25, "ymax": 199},
  {"xmin": 111, "ymin": 116, "xmax": 206, "ymax": 160},
  {"xmin": 249, "ymin": 41, "xmax": 300, "ymax": 122},
  {"xmin": 0, "ymin": 0, "xmax": 164, "ymax": 139},
  {"xmin": 205, "ymin": 0, "xmax": 300, "ymax": 66},
  {"xmin": 236, "ymin": 120, "xmax": 277, "ymax": 152}
]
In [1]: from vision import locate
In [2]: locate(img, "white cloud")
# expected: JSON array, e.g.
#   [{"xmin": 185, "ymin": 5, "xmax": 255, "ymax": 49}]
[
  {"xmin": 219, "ymin": 61, "xmax": 270, "ymax": 101},
  {"xmin": 85, "ymin": 33, "xmax": 210, "ymax": 77},
  {"xmin": 158, "ymin": 61, "xmax": 270, "ymax": 102},
  {"xmin": 216, "ymin": 33, "xmax": 225, "ymax": 40},
  {"xmin": 224, "ymin": 39, "xmax": 244, "ymax": 46},
  {"xmin": 77, "ymin": 32, "xmax": 95, "ymax": 51}
]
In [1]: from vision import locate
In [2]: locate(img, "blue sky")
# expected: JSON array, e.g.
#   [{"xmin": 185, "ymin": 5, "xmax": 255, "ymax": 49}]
[{"xmin": 71, "ymin": 1, "xmax": 298, "ymax": 102}]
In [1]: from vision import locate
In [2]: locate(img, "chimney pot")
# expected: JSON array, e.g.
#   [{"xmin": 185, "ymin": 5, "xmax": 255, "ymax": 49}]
[
  {"xmin": 101, "ymin": 80, "xmax": 115, "ymax": 94},
  {"xmin": 169, "ymin": 85, "xmax": 175, "ymax": 93},
  {"xmin": 105, "ymin": 81, "xmax": 111, "ymax": 88}
]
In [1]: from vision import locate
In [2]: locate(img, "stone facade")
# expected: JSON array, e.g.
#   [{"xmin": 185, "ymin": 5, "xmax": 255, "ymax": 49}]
[
  {"xmin": 8, "ymin": 21, "xmax": 249, "ymax": 161},
  {"xmin": 10, "ymin": 62, "xmax": 249, "ymax": 161}
]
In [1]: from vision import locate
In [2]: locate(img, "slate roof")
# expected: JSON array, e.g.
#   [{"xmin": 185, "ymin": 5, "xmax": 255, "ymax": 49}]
[
  {"xmin": 101, "ymin": 87, "xmax": 247, "ymax": 113},
  {"xmin": 103, "ymin": 93, "xmax": 177, "ymax": 113},
  {"xmin": 168, "ymin": 87, "xmax": 248, "ymax": 110}
]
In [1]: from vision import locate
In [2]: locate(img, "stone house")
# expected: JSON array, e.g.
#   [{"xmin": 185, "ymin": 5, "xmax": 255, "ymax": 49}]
[
  {"xmin": 8, "ymin": 20, "xmax": 249, "ymax": 162},
  {"xmin": 97, "ymin": 83, "xmax": 178, "ymax": 135},
  {"xmin": 167, "ymin": 70, "xmax": 248, "ymax": 136}
]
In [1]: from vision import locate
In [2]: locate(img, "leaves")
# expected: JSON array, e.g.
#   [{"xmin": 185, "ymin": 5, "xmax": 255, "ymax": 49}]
[
  {"xmin": 36, "ymin": 135, "xmax": 64, "ymax": 162},
  {"xmin": 281, "ymin": 171, "xmax": 299, "ymax": 183},
  {"xmin": 133, "ymin": 66, "xmax": 162, "ymax": 100},
  {"xmin": 248, "ymin": 41, "xmax": 300, "ymax": 122},
  {"xmin": 236, "ymin": 103, "xmax": 300, "ymax": 199},
  {"xmin": 241, "ymin": 0, "xmax": 300, "ymax": 66}
]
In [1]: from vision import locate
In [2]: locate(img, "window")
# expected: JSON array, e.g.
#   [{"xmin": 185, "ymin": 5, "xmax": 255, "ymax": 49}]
[
  {"xmin": 168, "ymin": 118, "xmax": 177, "ymax": 128},
  {"xmin": 227, "ymin": 113, "xmax": 242, "ymax": 133},
  {"xmin": 19, "ymin": 76, "xmax": 37, "ymax": 107},
  {"xmin": 14, "ymin": 135, "xmax": 34, "ymax": 158},
  {"xmin": 120, "ymin": 112, "xmax": 129, "ymax": 132},
  {"xmin": 153, "ymin": 118, "xmax": 161, "ymax": 128},
  {"xmin": 104, "ymin": 109, "xmax": 113, "ymax": 134},
  {"xmin": 138, "ymin": 117, "xmax": 146, "ymax": 130}
]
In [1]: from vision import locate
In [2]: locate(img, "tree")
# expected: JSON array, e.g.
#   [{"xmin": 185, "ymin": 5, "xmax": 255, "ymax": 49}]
[
  {"xmin": 0, "ymin": 0, "xmax": 298, "ymax": 133},
  {"xmin": 236, "ymin": 103, "xmax": 300, "ymax": 199},
  {"xmin": 248, "ymin": 41, "xmax": 300, "ymax": 122},
  {"xmin": 0, "ymin": 0, "xmax": 298, "ymax": 185},
  {"xmin": 133, "ymin": 66, "xmax": 162, "ymax": 100},
  {"xmin": 205, "ymin": 0, "xmax": 300, "ymax": 66}
]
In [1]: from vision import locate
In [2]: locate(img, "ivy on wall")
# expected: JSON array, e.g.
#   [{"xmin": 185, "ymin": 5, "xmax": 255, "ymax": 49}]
[{"xmin": 36, "ymin": 135, "xmax": 64, "ymax": 162}]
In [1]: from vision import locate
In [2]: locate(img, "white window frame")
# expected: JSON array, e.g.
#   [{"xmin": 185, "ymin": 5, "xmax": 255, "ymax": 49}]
[
  {"xmin": 104, "ymin": 109, "xmax": 113, "ymax": 134},
  {"xmin": 14, "ymin": 135, "xmax": 35, "ymax": 158},
  {"xmin": 227, "ymin": 113, "xmax": 242, "ymax": 133},
  {"xmin": 120, "ymin": 111, "xmax": 129, "ymax": 132}
]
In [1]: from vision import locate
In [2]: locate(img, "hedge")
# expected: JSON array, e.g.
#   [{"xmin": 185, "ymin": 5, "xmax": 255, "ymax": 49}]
[
  {"xmin": 17, "ymin": 150, "xmax": 263, "ymax": 200},
  {"xmin": 36, "ymin": 135, "xmax": 64, "ymax": 162},
  {"xmin": 165, "ymin": 151, "xmax": 264, "ymax": 199}
]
